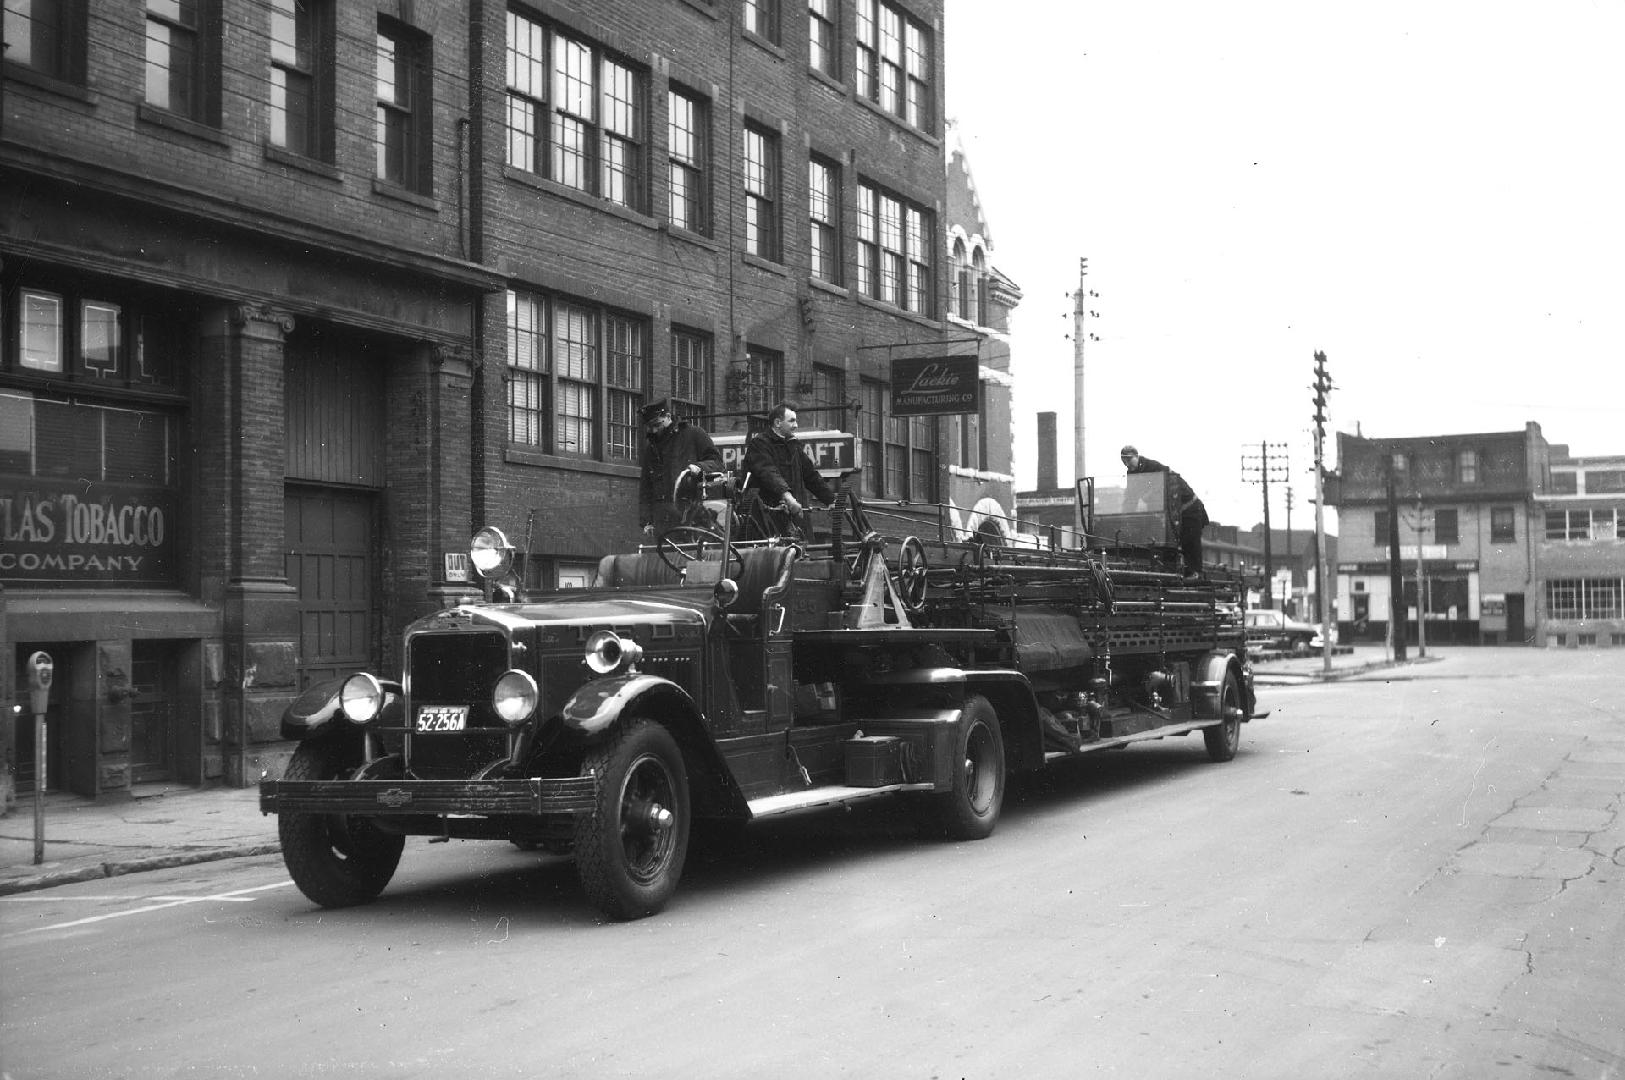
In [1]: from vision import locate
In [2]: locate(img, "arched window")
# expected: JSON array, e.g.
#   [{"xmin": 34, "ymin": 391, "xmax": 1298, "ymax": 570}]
[
  {"xmin": 951, "ymin": 238, "xmax": 968, "ymax": 319},
  {"xmin": 971, "ymin": 247, "xmax": 988, "ymax": 326}
]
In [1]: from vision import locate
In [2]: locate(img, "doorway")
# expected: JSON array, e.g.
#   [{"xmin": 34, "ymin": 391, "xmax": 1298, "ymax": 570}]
[{"xmin": 286, "ymin": 487, "xmax": 377, "ymax": 689}]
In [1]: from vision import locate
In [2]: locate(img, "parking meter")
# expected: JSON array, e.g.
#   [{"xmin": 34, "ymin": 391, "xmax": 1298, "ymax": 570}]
[
  {"xmin": 28, "ymin": 651, "xmax": 54, "ymax": 715},
  {"xmin": 27, "ymin": 651, "xmax": 52, "ymax": 865}
]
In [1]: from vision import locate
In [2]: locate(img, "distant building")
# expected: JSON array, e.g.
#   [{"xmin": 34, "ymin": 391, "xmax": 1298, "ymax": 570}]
[{"xmin": 1538, "ymin": 452, "xmax": 1625, "ymax": 647}]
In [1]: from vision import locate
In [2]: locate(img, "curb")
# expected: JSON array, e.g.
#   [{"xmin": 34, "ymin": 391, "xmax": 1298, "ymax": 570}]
[
  {"xmin": 1254, "ymin": 656, "xmax": 1445, "ymax": 686},
  {"xmin": 0, "ymin": 843, "xmax": 281, "ymax": 897}
]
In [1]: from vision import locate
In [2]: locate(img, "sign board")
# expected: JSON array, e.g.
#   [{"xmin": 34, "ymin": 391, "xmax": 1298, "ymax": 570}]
[
  {"xmin": 712, "ymin": 431, "xmax": 858, "ymax": 480},
  {"xmin": 1, "ymin": 481, "xmax": 178, "ymax": 585},
  {"xmin": 1481, "ymin": 593, "xmax": 1506, "ymax": 617},
  {"xmin": 889, "ymin": 355, "xmax": 981, "ymax": 416},
  {"xmin": 444, "ymin": 552, "xmax": 471, "ymax": 583}
]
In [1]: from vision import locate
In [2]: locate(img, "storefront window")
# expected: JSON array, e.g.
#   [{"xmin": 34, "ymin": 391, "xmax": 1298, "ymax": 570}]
[{"xmin": 20, "ymin": 291, "xmax": 64, "ymax": 372}]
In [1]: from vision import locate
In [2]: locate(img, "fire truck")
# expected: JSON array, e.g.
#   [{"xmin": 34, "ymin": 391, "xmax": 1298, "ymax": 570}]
[{"xmin": 259, "ymin": 470, "xmax": 1259, "ymax": 920}]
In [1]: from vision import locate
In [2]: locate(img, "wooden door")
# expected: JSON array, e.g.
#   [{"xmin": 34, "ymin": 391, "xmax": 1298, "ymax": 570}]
[{"xmin": 285, "ymin": 488, "xmax": 376, "ymax": 689}]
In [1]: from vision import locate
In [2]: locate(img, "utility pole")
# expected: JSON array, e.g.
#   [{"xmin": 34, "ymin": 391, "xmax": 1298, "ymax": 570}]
[
  {"xmin": 1240, "ymin": 442, "xmax": 1288, "ymax": 608},
  {"xmin": 1408, "ymin": 500, "xmax": 1430, "ymax": 659},
  {"xmin": 1284, "ymin": 485, "xmax": 1294, "ymax": 614},
  {"xmin": 1071, "ymin": 257, "xmax": 1097, "ymax": 534},
  {"xmin": 1311, "ymin": 352, "xmax": 1333, "ymax": 677},
  {"xmin": 1385, "ymin": 461, "xmax": 1407, "ymax": 662}
]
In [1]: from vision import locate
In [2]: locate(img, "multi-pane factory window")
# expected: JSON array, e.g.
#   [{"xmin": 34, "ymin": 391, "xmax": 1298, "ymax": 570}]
[
  {"xmin": 1545, "ymin": 508, "xmax": 1622, "ymax": 542},
  {"xmin": 743, "ymin": 122, "xmax": 780, "ymax": 261},
  {"xmin": 668, "ymin": 86, "xmax": 708, "ymax": 233},
  {"xmin": 146, "ymin": 0, "xmax": 216, "ymax": 122},
  {"xmin": 5, "ymin": 0, "xmax": 86, "ymax": 82},
  {"xmin": 808, "ymin": 0, "xmax": 837, "ymax": 76},
  {"xmin": 809, "ymin": 156, "xmax": 840, "ymax": 283},
  {"xmin": 670, "ymin": 328, "xmax": 710, "ymax": 420},
  {"xmin": 506, "ymin": 288, "xmax": 648, "ymax": 461},
  {"xmin": 855, "ymin": 1, "xmax": 932, "ymax": 129},
  {"xmin": 856, "ymin": 181, "xmax": 933, "ymax": 314},
  {"xmin": 505, "ymin": 11, "xmax": 646, "ymax": 211},
  {"xmin": 1546, "ymin": 578, "xmax": 1624, "ymax": 620},
  {"xmin": 270, "ymin": 0, "xmax": 332, "ymax": 160},
  {"xmin": 743, "ymin": 0, "xmax": 780, "ymax": 44}
]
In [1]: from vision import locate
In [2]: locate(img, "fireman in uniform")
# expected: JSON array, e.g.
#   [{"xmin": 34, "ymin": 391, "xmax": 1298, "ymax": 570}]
[
  {"xmin": 1121, "ymin": 444, "xmax": 1208, "ymax": 578},
  {"xmin": 741, "ymin": 403, "xmax": 835, "ymax": 536},
  {"xmin": 639, "ymin": 399, "xmax": 723, "ymax": 538}
]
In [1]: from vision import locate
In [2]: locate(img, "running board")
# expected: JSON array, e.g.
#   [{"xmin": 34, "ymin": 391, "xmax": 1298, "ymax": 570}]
[
  {"xmin": 1042, "ymin": 719, "xmax": 1223, "ymax": 762},
  {"xmin": 748, "ymin": 783, "xmax": 935, "ymax": 820}
]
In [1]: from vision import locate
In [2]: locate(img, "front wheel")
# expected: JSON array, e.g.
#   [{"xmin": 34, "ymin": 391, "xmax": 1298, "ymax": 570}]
[
  {"xmin": 928, "ymin": 695, "xmax": 1006, "ymax": 841},
  {"xmin": 1203, "ymin": 672, "xmax": 1244, "ymax": 762},
  {"xmin": 574, "ymin": 720, "xmax": 691, "ymax": 920},
  {"xmin": 278, "ymin": 742, "xmax": 405, "ymax": 908}
]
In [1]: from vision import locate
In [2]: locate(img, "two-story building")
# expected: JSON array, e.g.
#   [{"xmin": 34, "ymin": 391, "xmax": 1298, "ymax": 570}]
[
  {"xmin": 1537, "ymin": 452, "xmax": 1625, "ymax": 647},
  {"xmin": 1331, "ymin": 424, "xmax": 1552, "ymax": 645}
]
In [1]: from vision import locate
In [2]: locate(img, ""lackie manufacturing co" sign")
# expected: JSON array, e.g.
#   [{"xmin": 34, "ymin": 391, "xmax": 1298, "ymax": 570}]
[
  {"xmin": 889, "ymin": 355, "xmax": 981, "ymax": 416},
  {"xmin": 0, "ymin": 482, "xmax": 178, "ymax": 585}
]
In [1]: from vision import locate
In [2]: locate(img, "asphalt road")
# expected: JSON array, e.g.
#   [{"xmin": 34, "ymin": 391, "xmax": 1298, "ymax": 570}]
[{"xmin": 2, "ymin": 648, "xmax": 1621, "ymax": 1080}]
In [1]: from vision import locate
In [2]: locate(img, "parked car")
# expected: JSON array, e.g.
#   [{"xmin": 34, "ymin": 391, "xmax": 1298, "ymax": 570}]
[{"xmin": 1244, "ymin": 609, "xmax": 1330, "ymax": 654}]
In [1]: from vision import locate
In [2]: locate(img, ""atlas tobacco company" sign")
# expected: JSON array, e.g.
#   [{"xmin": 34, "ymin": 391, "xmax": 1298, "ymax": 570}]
[{"xmin": 0, "ymin": 482, "xmax": 178, "ymax": 585}]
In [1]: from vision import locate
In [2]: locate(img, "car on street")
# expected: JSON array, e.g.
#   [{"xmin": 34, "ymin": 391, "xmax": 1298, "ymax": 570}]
[{"xmin": 1244, "ymin": 608, "xmax": 1330, "ymax": 654}]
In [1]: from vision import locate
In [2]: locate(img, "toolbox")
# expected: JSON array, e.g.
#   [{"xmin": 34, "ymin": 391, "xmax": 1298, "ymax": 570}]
[{"xmin": 844, "ymin": 734, "xmax": 907, "ymax": 787}]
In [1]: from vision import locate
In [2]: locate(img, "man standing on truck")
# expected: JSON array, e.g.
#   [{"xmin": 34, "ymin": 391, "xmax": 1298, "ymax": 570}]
[
  {"xmin": 1121, "ymin": 444, "xmax": 1209, "ymax": 578},
  {"xmin": 742, "ymin": 403, "xmax": 836, "ymax": 536},
  {"xmin": 640, "ymin": 399, "xmax": 724, "ymax": 538}
]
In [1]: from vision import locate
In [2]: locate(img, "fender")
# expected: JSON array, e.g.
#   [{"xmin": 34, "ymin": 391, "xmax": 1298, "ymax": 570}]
[
  {"xmin": 1191, "ymin": 651, "xmax": 1247, "ymax": 720},
  {"xmin": 865, "ymin": 666, "xmax": 1046, "ymax": 773},
  {"xmin": 280, "ymin": 674, "xmax": 405, "ymax": 741},
  {"xmin": 559, "ymin": 672, "xmax": 749, "ymax": 818}
]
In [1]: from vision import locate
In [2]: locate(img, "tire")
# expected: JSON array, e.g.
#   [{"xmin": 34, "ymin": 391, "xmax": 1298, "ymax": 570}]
[
  {"xmin": 1203, "ymin": 672, "xmax": 1243, "ymax": 763},
  {"xmin": 928, "ymin": 695, "xmax": 1006, "ymax": 841},
  {"xmin": 574, "ymin": 720, "xmax": 691, "ymax": 920},
  {"xmin": 278, "ymin": 742, "xmax": 405, "ymax": 908}
]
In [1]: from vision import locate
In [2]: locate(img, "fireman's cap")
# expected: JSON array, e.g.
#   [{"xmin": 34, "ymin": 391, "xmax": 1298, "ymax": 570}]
[{"xmin": 640, "ymin": 398, "xmax": 671, "ymax": 423}]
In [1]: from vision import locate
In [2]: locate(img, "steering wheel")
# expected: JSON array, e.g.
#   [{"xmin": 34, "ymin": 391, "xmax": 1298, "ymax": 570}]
[
  {"xmin": 897, "ymin": 536, "xmax": 929, "ymax": 612},
  {"xmin": 656, "ymin": 525, "xmax": 746, "ymax": 578}
]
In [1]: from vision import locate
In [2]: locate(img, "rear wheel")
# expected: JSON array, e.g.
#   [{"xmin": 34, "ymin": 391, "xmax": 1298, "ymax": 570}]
[
  {"xmin": 574, "ymin": 720, "xmax": 691, "ymax": 920},
  {"xmin": 928, "ymin": 695, "xmax": 1005, "ymax": 840},
  {"xmin": 1203, "ymin": 672, "xmax": 1243, "ymax": 762},
  {"xmin": 278, "ymin": 742, "xmax": 405, "ymax": 908}
]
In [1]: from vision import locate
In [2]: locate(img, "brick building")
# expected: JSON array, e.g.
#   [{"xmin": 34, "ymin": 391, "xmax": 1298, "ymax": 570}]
[
  {"xmin": 3, "ymin": 0, "xmax": 971, "ymax": 803},
  {"xmin": 1330, "ymin": 424, "xmax": 1552, "ymax": 645}
]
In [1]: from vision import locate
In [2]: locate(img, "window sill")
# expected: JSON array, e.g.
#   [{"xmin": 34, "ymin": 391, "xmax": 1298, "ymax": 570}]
[
  {"xmin": 264, "ymin": 144, "xmax": 341, "ymax": 182},
  {"xmin": 2, "ymin": 62, "xmax": 96, "ymax": 106},
  {"xmin": 371, "ymin": 178, "xmax": 438, "ymax": 211},
  {"xmin": 809, "ymin": 276, "xmax": 850, "ymax": 298},
  {"xmin": 808, "ymin": 66, "xmax": 846, "ymax": 96},
  {"xmin": 742, "ymin": 29, "xmax": 786, "ymax": 60},
  {"xmin": 136, "ymin": 103, "xmax": 228, "ymax": 148},
  {"xmin": 854, "ymin": 95, "xmax": 940, "ymax": 147},
  {"xmin": 504, "ymin": 166, "xmax": 658, "ymax": 229},
  {"xmin": 676, "ymin": 0, "xmax": 719, "ymax": 18},
  {"xmin": 662, "ymin": 222, "xmax": 718, "ymax": 251},
  {"xmin": 854, "ymin": 291, "xmax": 941, "ymax": 329},
  {"xmin": 504, "ymin": 446, "xmax": 640, "ymax": 478},
  {"xmin": 742, "ymin": 252, "xmax": 788, "ymax": 277}
]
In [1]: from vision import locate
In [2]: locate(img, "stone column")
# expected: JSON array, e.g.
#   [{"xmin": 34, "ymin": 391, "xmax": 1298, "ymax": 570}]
[{"xmin": 196, "ymin": 304, "xmax": 301, "ymax": 786}]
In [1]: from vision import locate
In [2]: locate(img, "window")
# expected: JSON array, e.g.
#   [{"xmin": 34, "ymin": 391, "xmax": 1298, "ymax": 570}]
[
  {"xmin": 670, "ymin": 328, "xmax": 710, "ymax": 421},
  {"xmin": 376, "ymin": 19, "xmax": 430, "ymax": 192},
  {"xmin": 810, "ymin": 364, "xmax": 845, "ymax": 429},
  {"xmin": 17, "ymin": 289, "xmax": 63, "ymax": 372},
  {"xmin": 667, "ymin": 87, "xmax": 708, "ymax": 233},
  {"xmin": 856, "ymin": 181, "xmax": 933, "ymax": 313},
  {"xmin": 855, "ymin": 1, "xmax": 933, "ymax": 129},
  {"xmin": 808, "ymin": 0, "xmax": 837, "ymax": 76},
  {"xmin": 858, "ymin": 379, "xmax": 883, "ymax": 498},
  {"xmin": 958, "ymin": 408, "xmax": 982, "ymax": 471},
  {"xmin": 506, "ymin": 288, "xmax": 647, "ymax": 460},
  {"xmin": 1389, "ymin": 452, "xmax": 1408, "ymax": 474},
  {"xmin": 884, "ymin": 411, "xmax": 906, "ymax": 496},
  {"xmin": 809, "ymin": 156, "xmax": 841, "ymax": 283},
  {"xmin": 1586, "ymin": 469, "xmax": 1625, "ymax": 494},
  {"xmin": 505, "ymin": 13, "xmax": 647, "ymax": 209},
  {"xmin": 743, "ymin": 0, "xmax": 779, "ymax": 44},
  {"xmin": 971, "ymin": 247, "xmax": 987, "ymax": 325},
  {"xmin": 270, "ymin": 0, "xmax": 332, "ymax": 160},
  {"xmin": 909, "ymin": 415, "xmax": 934, "ymax": 501},
  {"xmin": 6, "ymin": 286, "xmax": 181, "ymax": 390},
  {"xmin": 743, "ymin": 123, "xmax": 780, "ymax": 261},
  {"xmin": 1546, "ymin": 508, "xmax": 1622, "ymax": 542},
  {"xmin": 1490, "ymin": 506, "xmax": 1516, "ymax": 544},
  {"xmin": 1546, "ymin": 579, "xmax": 1624, "ymax": 620},
  {"xmin": 1374, "ymin": 510, "xmax": 1389, "ymax": 544},
  {"xmin": 4, "ymin": 0, "xmax": 85, "ymax": 82},
  {"xmin": 146, "ymin": 0, "xmax": 216, "ymax": 122},
  {"xmin": 1457, "ymin": 449, "xmax": 1477, "ymax": 484},
  {"xmin": 1433, "ymin": 507, "xmax": 1458, "ymax": 545},
  {"xmin": 950, "ymin": 239, "xmax": 967, "ymax": 318},
  {"xmin": 739, "ymin": 346, "xmax": 783, "ymax": 414},
  {"xmin": 1551, "ymin": 471, "xmax": 1577, "ymax": 494}
]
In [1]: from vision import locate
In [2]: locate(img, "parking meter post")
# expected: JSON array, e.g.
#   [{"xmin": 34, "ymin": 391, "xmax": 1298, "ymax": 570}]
[{"xmin": 27, "ymin": 651, "xmax": 54, "ymax": 865}]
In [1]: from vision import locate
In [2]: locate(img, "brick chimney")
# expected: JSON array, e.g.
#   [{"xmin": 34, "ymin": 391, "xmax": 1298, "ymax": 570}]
[{"xmin": 1037, "ymin": 412, "xmax": 1057, "ymax": 491}]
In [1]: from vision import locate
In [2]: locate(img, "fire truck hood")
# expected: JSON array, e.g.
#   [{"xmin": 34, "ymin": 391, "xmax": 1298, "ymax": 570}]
[{"xmin": 407, "ymin": 590, "xmax": 715, "ymax": 635}]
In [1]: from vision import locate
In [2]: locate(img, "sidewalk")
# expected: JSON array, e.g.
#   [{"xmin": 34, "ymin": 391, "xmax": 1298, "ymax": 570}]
[
  {"xmin": 0, "ymin": 783, "xmax": 279, "ymax": 897},
  {"xmin": 1250, "ymin": 642, "xmax": 1435, "ymax": 685}
]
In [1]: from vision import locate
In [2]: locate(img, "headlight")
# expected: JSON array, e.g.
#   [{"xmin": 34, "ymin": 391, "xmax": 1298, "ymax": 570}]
[
  {"xmin": 470, "ymin": 527, "xmax": 514, "ymax": 579},
  {"xmin": 339, "ymin": 673, "xmax": 385, "ymax": 725},
  {"xmin": 585, "ymin": 629, "xmax": 643, "ymax": 675},
  {"xmin": 492, "ymin": 669, "xmax": 539, "ymax": 727}
]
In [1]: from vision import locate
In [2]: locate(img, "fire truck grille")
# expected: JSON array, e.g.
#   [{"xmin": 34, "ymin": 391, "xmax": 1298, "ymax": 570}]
[{"xmin": 407, "ymin": 631, "xmax": 512, "ymax": 779}]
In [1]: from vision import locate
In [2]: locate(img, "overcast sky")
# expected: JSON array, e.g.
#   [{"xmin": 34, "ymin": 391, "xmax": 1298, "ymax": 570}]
[{"xmin": 944, "ymin": 0, "xmax": 1625, "ymax": 531}]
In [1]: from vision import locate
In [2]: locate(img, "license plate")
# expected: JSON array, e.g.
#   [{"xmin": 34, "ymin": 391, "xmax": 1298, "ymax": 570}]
[{"xmin": 415, "ymin": 705, "xmax": 468, "ymax": 733}]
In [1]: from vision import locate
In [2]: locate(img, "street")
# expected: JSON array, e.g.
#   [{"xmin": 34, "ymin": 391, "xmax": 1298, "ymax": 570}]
[{"xmin": 3, "ymin": 648, "xmax": 1621, "ymax": 1080}]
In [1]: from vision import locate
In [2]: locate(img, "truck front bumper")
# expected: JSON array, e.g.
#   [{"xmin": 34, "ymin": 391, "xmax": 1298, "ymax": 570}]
[{"xmin": 259, "ymin": 776, "xmax": 598, "ymax": 817}]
